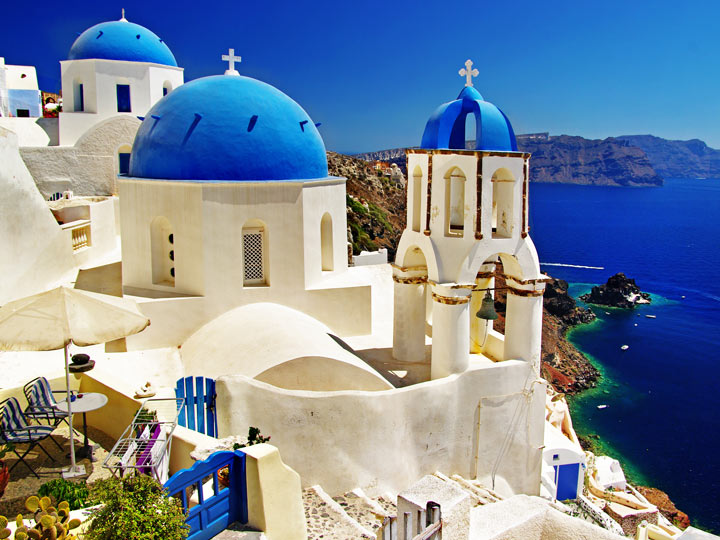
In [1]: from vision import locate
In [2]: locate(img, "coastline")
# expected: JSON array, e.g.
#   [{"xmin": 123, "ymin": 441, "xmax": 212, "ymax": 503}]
[{"xmin": 561, "ymin": 283, "xmax": 692, "ymax": 529}]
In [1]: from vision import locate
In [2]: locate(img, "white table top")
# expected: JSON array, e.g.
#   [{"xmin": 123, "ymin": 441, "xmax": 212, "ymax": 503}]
[{"xmin": 55, "ymin": 392, "xmax": 108, "ymax": 414}]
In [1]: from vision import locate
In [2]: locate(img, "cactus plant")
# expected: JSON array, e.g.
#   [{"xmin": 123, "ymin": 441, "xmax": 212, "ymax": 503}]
[{"xmin": 0, "ymin": 494, "xmax": 82, "ymax": 540}]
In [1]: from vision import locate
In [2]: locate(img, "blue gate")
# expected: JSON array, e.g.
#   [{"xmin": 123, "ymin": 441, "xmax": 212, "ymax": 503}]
[
  {"xmin": 164, "ymin": 450, "xmax": 248, "ymax": 540},
  {"xmin": 175, "ymin": 376, "xmax": 218, "ymax": 437}
]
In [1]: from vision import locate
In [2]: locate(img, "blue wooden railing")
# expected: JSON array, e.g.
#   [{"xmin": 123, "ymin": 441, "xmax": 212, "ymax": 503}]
[
  {"xmin": 164, "ymin": 450, "xmax": 248, "ymax": 540},
  {"xmin": 175, "ymin": 376, "xmax": 218, "ymax": 437}
]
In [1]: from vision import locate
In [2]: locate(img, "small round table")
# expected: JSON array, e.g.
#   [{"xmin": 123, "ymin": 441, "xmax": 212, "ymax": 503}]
[{"xmin": 55, "ymin": 392, "xmax": 108, "ymax": 461}]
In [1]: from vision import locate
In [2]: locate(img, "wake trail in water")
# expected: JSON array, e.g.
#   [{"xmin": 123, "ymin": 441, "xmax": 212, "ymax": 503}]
[{"xmin": 540, "ymin": 262, "xmax": 605, "ymax": 270}]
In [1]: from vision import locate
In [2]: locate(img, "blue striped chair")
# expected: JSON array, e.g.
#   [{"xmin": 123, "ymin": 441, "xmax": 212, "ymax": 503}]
[
  {"xmin": 23, "ymin": 377, "xmax": 73, "ymax": 429},
  {"xmin": 0, "ymin": 397, "xmax": 59, "ymax": 477}
]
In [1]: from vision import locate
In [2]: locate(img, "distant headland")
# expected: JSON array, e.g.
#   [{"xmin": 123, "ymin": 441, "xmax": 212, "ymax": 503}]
[{"xmin": 352, "ymin": 133, "xmax": 720, "ymax": 187}]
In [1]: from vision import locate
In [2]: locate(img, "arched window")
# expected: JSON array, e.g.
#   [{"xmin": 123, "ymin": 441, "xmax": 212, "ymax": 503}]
[
  {"xmin": 118, "ymin": 144, "xmax": 131, "ymax": 175},
  {"xmin": 465, "ymin": 113, "xmax": 477, "ymax": 148},
  {"xmin": 243, "ymin": 221, "xmax": 267, "ymax": 286},
  {"xmin": 73, "ymin": 79, "xmax": 84, "ymax": 112},
  {"xmin": 162, "ymin": 81, "xmax": 172, "ymax": 96},
  {"xmin": 411, "ymin": 166, "xmax": 423, "ymax": 232},
  {"xmin": 444, "ymin": 167, "xmax": 466, "ymax": 237},
  {"xmin": 492, "ymin": 168, "xmax": 515, "ymax": 238},
  {"xmin": 151, "ymin": 217, "xmax": 174, "ymax": 286},
  {"xmin": 321, "ymin": 212, "xmax": 333, "ymax": 271}
]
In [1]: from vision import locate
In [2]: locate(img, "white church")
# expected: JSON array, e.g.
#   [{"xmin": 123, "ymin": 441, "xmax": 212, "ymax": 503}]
[{"xmin": 2, "ymin": 13, "xmax": 675, "ymax": 540}]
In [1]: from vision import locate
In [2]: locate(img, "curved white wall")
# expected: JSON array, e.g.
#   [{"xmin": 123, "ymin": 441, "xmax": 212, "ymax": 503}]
[{"xmin": 216, "ymin": 360, "xmax": 545, "ymax": 497}]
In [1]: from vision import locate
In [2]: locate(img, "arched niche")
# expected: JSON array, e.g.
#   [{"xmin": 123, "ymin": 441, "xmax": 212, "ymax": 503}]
[
  {"xmin": 411, "ymin": 165, "xmax": 423, "ymax": 232},
  {"xmin": 321, "ymin": 212, "xmax": 333, "ymax": 271},
  {"xmin": 151, "ymin": 216, "xmax": 174, "ymax": 286},
  {"xmin": 492, "ymin": 167, "xmax": 515, "ymax": 239},
  {"xmin": 117, "ymin": 144, "xmax": 131, "ymax": 175},
  {"xmin": 162, "ymin": 80, "xmax": 173, "ymax": 97},
  {"xmin": 444, "ymin": 166, "xmax": 466, "ymax": 237},
  {"xmin": 242, "ymin": 219, "xmax": 268, "ymax": 286}
]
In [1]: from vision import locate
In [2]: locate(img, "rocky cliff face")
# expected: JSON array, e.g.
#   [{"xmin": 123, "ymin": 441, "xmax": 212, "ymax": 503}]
[
  {"xmin": 615, "ymin": 135, "xmax": 720, "ymax": 179},
  {"xmin": 354, "ymin": 135, "xmax": 664, "ymax": 187},
  {"xmin": 517, "ymin": 135, "xmax": 663, "ymax": 186},
  {"xmin": 327, "ymin": 151, "xmax": 406, "ymax": 261}
]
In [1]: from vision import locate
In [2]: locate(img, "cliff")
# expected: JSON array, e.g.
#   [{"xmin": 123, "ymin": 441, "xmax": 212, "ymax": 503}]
[
  {"xmin": 517, "ymin": 135, "xmax": 663, "ymax": 186},
  {"xmin": 615, "ymin": 135, "xmax": 720, "ymax": 179},
  {"xmin": 327, "ymin": 152, "xmax": 406, "ymax": 261},
  {"xmin": 354, "ymin": 134, "xmax": 664, "ymax": 187}
]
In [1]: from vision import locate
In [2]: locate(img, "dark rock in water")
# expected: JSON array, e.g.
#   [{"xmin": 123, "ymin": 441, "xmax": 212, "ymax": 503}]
[
  {"xmin": 580, "ymin": 273, "xmax": 651, "ymax": 308},
  {"xmin": 544, "ymin": 278, "xmax": 597, "ymax": 326}
]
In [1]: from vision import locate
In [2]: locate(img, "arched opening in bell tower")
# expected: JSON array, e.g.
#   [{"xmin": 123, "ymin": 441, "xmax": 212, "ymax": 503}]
[
  {"xmin": 491, "ymin": 168, "xmax": 515, "ymax": 238},
  {"xmin": 444, "ymin": 167, "xmax": 466, "ymax": 237}
]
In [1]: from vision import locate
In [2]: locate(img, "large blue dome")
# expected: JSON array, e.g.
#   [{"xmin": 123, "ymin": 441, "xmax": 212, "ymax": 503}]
[
  {"xmin": 68, "ymin": 20, "xmax": 177, "ymax": 67},
  {"xmin": 421, "ymin": 86, "xmax": 517, "ymax": 152},
  {"xmin": 129, "ymin": 75, "xmax": 329, "ymax": 181}
]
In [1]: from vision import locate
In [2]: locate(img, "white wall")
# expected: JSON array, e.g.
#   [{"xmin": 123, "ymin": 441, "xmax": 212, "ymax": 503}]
[
  {"xmin": 0, "ymin": 127, "xmax": 76, "ymax": 304},
  {"xmin": 0, "ymin": 117, "xmax": 59, "ymax": 146},
  {"xmin": 216, "ymin": 360, "xmax": 545, "ymax": 497},
  {"xmin": 119, "ymin": 177, "xmax": 373, "ymax": 345},
  {"xmin": 21, "ymin": 115, "xmax": 140, "ymax": 197},
  {"xmin": 59, "ymin": 59, "xmax": 183, "ymax": 145},
  {"xmin": 5, "ymin": 64, "xmax": 39, "ymax": 90}
]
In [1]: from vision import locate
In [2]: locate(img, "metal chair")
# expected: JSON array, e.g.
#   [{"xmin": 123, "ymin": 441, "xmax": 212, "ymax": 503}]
[
  {"xmin": 0, "ymin": 397, "xmax": 61, "ymax": 478},
  {"xmin": 23, "ymin": 377, "xmax": 73, "ymax": 429}
]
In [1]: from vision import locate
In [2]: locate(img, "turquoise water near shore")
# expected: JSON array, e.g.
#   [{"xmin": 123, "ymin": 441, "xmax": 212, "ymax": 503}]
[{"xmin": 530, "ymin": 179, "xmax": 720, "ymax": 532}]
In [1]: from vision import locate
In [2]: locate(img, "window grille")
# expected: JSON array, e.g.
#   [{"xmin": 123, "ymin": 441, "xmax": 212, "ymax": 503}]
[{"xmin": 243, "ymin": 229, "xmax": 265, "ymax": 284}]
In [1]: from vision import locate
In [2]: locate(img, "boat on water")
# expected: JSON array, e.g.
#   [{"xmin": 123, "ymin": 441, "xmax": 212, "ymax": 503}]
[
  {"xmin": 621, "ymin": 345, "xmax": 629, "ymax": 350},
  {"xmin": 597, "ymin": 404, "xmax": 608, "ymax": 409},
  {"xmin": 645, "ymin": 315, "xmax": 656, "ymax": 319}
]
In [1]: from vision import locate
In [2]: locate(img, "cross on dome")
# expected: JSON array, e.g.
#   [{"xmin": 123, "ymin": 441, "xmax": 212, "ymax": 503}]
[
  {"xmin": 222, "ymin": 48, "xmax": 242, "ymax": 76},
  {"xmin": 459, "ymin": 59, "xmax": 479, "ymax": 87},
  {"xmin": 120, "ymin": 8, "xmax": 127, "ymax": 22}
]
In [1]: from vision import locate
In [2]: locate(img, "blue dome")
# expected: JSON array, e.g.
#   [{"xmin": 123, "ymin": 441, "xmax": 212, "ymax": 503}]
[
  {"xmin": 129, "ymin": 75, "xmax": 328, "ymax": 181},
  {"xmin": 68, "ymin": 20, "xmax": 177, "ymax": 67},
  {"xmin": 421, "ymin": 86, "xmax": 517, "ymax": 152}
]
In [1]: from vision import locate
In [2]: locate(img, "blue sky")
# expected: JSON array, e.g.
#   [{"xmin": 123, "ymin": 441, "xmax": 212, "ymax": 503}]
[{"xmin": 3, "ymin": 0, "xmax": 718, "ymax": 153}]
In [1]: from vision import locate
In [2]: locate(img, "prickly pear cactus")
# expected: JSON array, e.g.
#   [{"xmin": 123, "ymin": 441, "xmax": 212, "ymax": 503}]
[{"xmin": 0, "ymin": 494, "xmax": 82, "ymax": 540}]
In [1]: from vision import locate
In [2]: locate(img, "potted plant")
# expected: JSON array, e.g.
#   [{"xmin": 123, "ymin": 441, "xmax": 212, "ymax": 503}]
[{"xmin": 0, "ymin": 443, "xmax": 14, "ymax": 498}]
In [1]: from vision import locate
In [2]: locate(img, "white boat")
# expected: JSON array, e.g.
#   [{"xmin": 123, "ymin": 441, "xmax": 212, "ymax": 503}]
[
  {"xmin": 645, "ymin": 315, "xmax": 656, "ymax": 319},
  {"xmin": 597, "ymin": 404, "xmax": 608, "ymax": 409},
  {"xmin": 621, "ymin": 345, "xmax": 629, "ymax": 350}
]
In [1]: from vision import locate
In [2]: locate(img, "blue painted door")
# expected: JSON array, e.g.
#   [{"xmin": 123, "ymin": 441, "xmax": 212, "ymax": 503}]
[
  {"xmin": 554, "ymin": 463, "xmax": 580, "ymax": 500},
  {"xmin": 165, "ymin": 451, "xmax": 247, "ymax": 540},
  {"xmin": 175, "ymin": 377, "xmax": 218, "ymax": 437}
]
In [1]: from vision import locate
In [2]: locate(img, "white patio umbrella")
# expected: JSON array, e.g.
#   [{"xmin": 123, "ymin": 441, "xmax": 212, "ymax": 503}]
[{"xmin": 0, "ymin": 286, "xmax": 150, "ymax": 476}]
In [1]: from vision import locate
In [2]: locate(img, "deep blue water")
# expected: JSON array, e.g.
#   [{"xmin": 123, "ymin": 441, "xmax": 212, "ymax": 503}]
[{"xmin": 529, "ymin": 178, "xmax": 720, "ymax": 532}]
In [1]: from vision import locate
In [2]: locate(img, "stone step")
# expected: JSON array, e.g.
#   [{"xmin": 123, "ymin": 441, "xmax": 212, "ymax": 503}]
[
  {"xmin": 304, "ymin": 485, "xmax": 375, "ymax": 540},
  {"xmin": 332, "ymin": 489, "xmax": 389, "ymax": 536},
  {"xmin": 373, "ymin": 493, "xmax": 398, "ymax": 517},
  {"xmin": 450, "ymin": 474, "xmax": 502, "ymax": 505}
]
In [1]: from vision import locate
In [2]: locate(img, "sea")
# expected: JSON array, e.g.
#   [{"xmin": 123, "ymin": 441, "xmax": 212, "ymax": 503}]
[{"xmin": 529, "ymin": 177, "xmax": 720, "ymax": 532}]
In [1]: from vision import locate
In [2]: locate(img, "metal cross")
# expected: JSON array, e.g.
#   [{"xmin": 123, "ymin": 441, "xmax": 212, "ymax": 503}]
[
  {"xmin": 120, "ymin": 8, "xmax": 127, "ymax": 21},
  {"xmin": 459, "ymin": 59, "xmax": 479, "ymax": 87},
  {"xmin": 222, "ymin": 48, "xmax": 242, "ymax": 76}
]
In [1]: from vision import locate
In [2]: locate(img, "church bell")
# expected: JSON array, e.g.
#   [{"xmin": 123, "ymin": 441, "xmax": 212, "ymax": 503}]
[{"xmin": 475, "ymin": 290, "xmax": 499, "ymax": 320}]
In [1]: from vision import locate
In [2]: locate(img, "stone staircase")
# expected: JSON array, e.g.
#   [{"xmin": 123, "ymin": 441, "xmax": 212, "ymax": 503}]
[{"xmin": 303, "ymin": 473, "xmax": 502, "ymax": 540}]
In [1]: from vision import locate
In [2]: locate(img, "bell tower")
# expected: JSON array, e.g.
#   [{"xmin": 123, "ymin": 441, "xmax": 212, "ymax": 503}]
[{"xmin": 393, "ymin": 61, "xmax": 548, "ymax": 380}]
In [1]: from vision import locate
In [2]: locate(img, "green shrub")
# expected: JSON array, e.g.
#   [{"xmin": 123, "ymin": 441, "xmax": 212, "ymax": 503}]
[
  {"xmin": 346, "ymin": 195, "xmax": 368, "ymax": 215},
  {"xmin": 86, "ymin": 475, "xmax": 188, "ymax": 540},
  {"xmin": 38, "ymin": 479, "xmax": 89, "ymax": 510}
]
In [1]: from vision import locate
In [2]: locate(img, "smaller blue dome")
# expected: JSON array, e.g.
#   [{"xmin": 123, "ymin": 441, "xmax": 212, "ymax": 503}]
[
  {"xmin": 68, "ymin": 20, "xmax": 177, "ymax": 67},
  {"xmin": 129, "ymin": 75, "xmax": 328, "ymax": 181},
  {"xmin": 421, "ymin": 86, "xmax": 517, "ymax": 152}
]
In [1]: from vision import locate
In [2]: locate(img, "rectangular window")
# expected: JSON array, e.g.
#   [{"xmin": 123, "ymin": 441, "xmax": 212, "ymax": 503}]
[
  {"xmin": 75, "ymin": 83, "xmax": 84, "ymax": 112},
  {"xmin": 118, "ymin": 153, "xmax": 131, "ymax": 175},
  {"xmin": 16, "ymin": 109, "xmax": 30, "ymax": 117},
  {"xmin": 116, "ymin": 84, "xmax": 131, "ymax": 113},
  {"xmin": 243, "ymin": 228, "xmax": 266, "ymax": 285}
]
